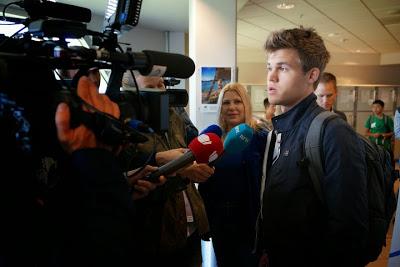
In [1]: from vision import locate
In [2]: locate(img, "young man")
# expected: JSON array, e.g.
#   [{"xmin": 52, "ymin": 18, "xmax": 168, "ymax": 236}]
[
  {"xmin": 365, "ymin": 99, "xmax": 394, "ymax": 165},
  {"xmin": 315, "ymin": 72, "xmax": 347, "ymax": 121},
  {"xmin": 258, "ymin": 27, "xmax": 368, "ymax": 267}
]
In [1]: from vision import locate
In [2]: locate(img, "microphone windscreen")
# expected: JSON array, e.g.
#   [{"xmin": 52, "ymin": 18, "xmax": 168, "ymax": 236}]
[
  {"xmin": 224, "ymin": 123, "xmax": 254, "ymax": 154},
  {"xmin": 141, "ymin": 50, "xmax": 195, "ymax": 79},
  {"xmin": 188, "ymin": 133, "xmax": 223, "ymax": 163},
  {"xmin": 200, "ymin": 124, "xmax": 223, "ymax": 137}
]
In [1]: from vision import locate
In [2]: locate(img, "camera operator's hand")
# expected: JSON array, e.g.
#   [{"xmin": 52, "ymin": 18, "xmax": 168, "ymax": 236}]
[
  {"xmin": 155, "ymin": 148, "xmax": 187, "ymax": 165},
  {"xmin": 55, "ymin": 76, "xmax": 120, "ymax": 153},
  {"xmin": 178, "ymin": 163, "xmax": 215, "ymax": 183},
  {"xmin": 126, "ymin": 165, "xmax": 167, "ymax": 200}
]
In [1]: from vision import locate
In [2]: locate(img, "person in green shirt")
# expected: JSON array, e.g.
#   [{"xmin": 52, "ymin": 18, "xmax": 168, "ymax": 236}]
[{"xmin": 365, "ymin": 99, "xmax": 394, "ymax": 164}]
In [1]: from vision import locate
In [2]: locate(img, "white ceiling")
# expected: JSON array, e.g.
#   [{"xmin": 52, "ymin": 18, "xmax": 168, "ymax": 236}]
[
  {"xmin": 3, "ymin": 0, "xmax": 400, "ymax": 65},
  {"xmin": 237, "ymin": 0, "xmax": 400, "ymax": 65}
]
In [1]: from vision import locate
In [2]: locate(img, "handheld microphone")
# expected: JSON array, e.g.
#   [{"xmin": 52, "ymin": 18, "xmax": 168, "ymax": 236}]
[
  {"xmin": 145, "ymin": 133, "xmax": 223, "ymax": 182},
  {"xmin": 223, "ymin": 123, "xmax": 254, "ymax": 153},
  {"xmin": 200, "ymin": 124, "xmax": 223, "ymax": 137},
  {"xmin": 209, "ymin": 123, "xmax": 254, "ymax": 166},
  {"xmin": 18, "ymin": 0, "xmax": 92, "ymax": 23}
]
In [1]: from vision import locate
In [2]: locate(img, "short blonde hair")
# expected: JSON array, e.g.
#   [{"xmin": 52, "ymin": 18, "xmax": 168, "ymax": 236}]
[{"xmin": 217, "ymin": 82, "xmax": 257, "ymax": 132}]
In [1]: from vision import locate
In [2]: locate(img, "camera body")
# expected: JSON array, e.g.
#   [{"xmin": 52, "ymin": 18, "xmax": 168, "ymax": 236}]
[
  {"xmin": 116, "ymin": 88, "xmax": 188, "ymax": 132},
  {"xmin": 0, "ymin": 0, "xmax": 193, "ymax": 149}
]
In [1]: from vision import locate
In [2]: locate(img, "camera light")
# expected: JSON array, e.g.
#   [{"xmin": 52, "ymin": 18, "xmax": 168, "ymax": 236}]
[{"xmin": 105, "ymin": 0, "xmax": 119, "ymax": 19}]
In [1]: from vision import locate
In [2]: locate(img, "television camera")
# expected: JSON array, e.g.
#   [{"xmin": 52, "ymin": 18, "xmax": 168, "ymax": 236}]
[{"xmin": 0, "ymin": 0, "xmax": 195, "ymax": 153}]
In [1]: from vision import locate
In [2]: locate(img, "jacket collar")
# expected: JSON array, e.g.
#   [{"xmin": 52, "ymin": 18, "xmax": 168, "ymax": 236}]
[{"xmin": 272, "ymin": 93, "xmax": 318, "ymax": 133}]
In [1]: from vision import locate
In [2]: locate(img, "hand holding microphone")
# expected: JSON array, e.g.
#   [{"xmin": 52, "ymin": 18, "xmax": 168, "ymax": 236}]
[
  {"xmin": 144, "ymin": 132, "xmax": 223, "ymax": 182},
  {"xmin": 126, "ymin": 165, "xmax": 167, "ymax": 200},
  {"xmin": 177, "ymin": 163, "xmax": 215, "ymax": 183}
]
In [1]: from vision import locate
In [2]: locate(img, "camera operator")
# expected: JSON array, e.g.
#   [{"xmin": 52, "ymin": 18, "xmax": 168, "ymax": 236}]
[
  {"xmin": 50, "ymin": 75, "xmax": 166, "ymax": 266},
  {"xmin": 120, "ymin": 71, "xmax": 214, "ymax": 267}
]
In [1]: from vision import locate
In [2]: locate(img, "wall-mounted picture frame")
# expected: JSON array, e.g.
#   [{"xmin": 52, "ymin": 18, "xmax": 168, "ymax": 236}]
[{"xmin": 200, "ymin": 67, "xmax": 233, "ymax": 112}]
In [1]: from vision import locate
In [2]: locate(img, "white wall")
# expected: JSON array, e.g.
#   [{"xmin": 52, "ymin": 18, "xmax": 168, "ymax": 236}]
[
  {"xmin": 189, "ymin": 0, "xmax": 237, "ymax": 131},
  {"xmin": 119, "ymin": 27, "xmax": 166, "ymax": 52}
]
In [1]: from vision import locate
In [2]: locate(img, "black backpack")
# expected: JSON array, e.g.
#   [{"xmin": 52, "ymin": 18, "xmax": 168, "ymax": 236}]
[{"xmin": 305, "ymin": 111, "xmax": 397, "ymax": 264}]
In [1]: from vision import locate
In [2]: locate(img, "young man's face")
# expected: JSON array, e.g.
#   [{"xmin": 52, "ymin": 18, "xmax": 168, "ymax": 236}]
[
  {"xmin": 315, "ymin": 81, "xmax": 337, "ymax": 111},
  {"xmin": 372, "ymin": 103, "xmax": 384, "ymax": 116},
  {"xmin": 266, "ymin": 48, "xmax": 315, "ymax": 112}
]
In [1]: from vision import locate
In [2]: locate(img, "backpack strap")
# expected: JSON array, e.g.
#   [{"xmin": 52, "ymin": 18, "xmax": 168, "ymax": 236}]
[
  {"xmin": 304, "ymin": 111, "xmax": 338, "ymax": 204},
  {"xmin": 381, "ymin": 114, "xmax": 387, "ymax": 131}
]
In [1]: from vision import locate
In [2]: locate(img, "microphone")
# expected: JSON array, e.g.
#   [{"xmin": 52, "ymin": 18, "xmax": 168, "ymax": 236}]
[
  {"xmin": 141, "ymin": 50, "xmax": 195, "ymax": 78},
  {"xmin": 127, "ymin": 119, "xmax": 154, "ymax": 133},
  {"xmin": 209, "ymin": 123, "xmax": 254, "ymax": 166},
  {"xmin": 145, "ymin": 133, "xmax": 223, "ymax": 182},
  {"xmin": 223, "ymin": 123, "xmax": 254, "ymax": 153},
  {"xmin": 18, "ymin": 0, "xmax": 92, "ymax": 23},
  {"xmin": 94, "ymin": 49, "xmax": 195, "ymax": 79},
  {"xmin": 200, "ymin": 124, "xmax": 223, "ymax": 137}
]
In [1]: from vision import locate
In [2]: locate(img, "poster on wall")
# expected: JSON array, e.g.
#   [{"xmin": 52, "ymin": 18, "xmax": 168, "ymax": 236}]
[{"xmin": 200, "ymin": 67, "xmax": 232, "ymax": 112}]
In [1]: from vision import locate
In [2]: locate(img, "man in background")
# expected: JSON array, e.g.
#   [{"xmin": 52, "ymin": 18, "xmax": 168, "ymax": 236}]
[
  {"xmin": 365, "ymin": 99, "xmax": 394, "ymax": 166},
  {"xmin": 315, "ymin": 72, "xmax": 347, "ymax": 121},
  {"xmin": 257, "ymin": 97, "xmax": 275, "ymax": 131}
]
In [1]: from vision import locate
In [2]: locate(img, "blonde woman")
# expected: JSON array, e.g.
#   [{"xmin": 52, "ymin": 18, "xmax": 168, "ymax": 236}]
[{"xmin": 198, "ymin": 83, "xmax": 267, "ymax": 267}]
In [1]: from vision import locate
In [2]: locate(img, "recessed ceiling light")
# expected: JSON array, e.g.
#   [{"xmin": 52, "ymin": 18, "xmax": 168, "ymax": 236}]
[
  {"xmin": 277, "ymin": 3, "xmax": 295, "ymax": 10},
  {"xmin": 344, "ymin": 61, "xmax": 359, "ymax": 65},
  {"xmin": 328, "ymin": 33, "xmax": 339, "ymax": 37}
]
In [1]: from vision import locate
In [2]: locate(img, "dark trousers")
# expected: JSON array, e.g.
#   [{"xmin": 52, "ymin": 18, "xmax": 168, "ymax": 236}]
[
  {"xmin": 210, "ymin": 205, "xmax": 259, "ymax": 267},
  {"xmin": 140, "ymin": 231, "xmax": 202, "ymax": 267}
]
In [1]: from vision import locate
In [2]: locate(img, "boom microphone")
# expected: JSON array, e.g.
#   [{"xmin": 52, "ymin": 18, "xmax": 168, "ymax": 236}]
[
  {"xmin": 17, "ymin": 0, "xmax": 92, "ymax": 23},
  {"xmin": 145, "ymin": 133, "xmax": 223, "ymax": 182},
  {"xmin": 141, "ymin": 50, "xmax": 195, "ymax": 78},
  {"xmin": 94, "ymin": 49, "xmax": 195, "ymax": 79}
]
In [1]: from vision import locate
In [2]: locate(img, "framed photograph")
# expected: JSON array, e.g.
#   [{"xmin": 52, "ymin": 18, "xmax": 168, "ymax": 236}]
[{"xmin": 201, "ymin": 67, "xmax": 232, "ymax": 108}]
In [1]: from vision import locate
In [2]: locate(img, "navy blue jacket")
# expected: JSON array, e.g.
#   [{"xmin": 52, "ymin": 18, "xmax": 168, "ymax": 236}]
[
  {"xmin": 199, "ymin": 128, "xmax": 267, "ymax": 237},
  {"xmin": 260, "ymin": 94, "xmax": 368, "ymax": 267}
]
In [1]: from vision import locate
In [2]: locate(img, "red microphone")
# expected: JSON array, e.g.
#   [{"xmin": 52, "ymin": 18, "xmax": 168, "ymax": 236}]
[{"xmin": 145, "ymin": 133, "xmax": 223, "ymax": 182}]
